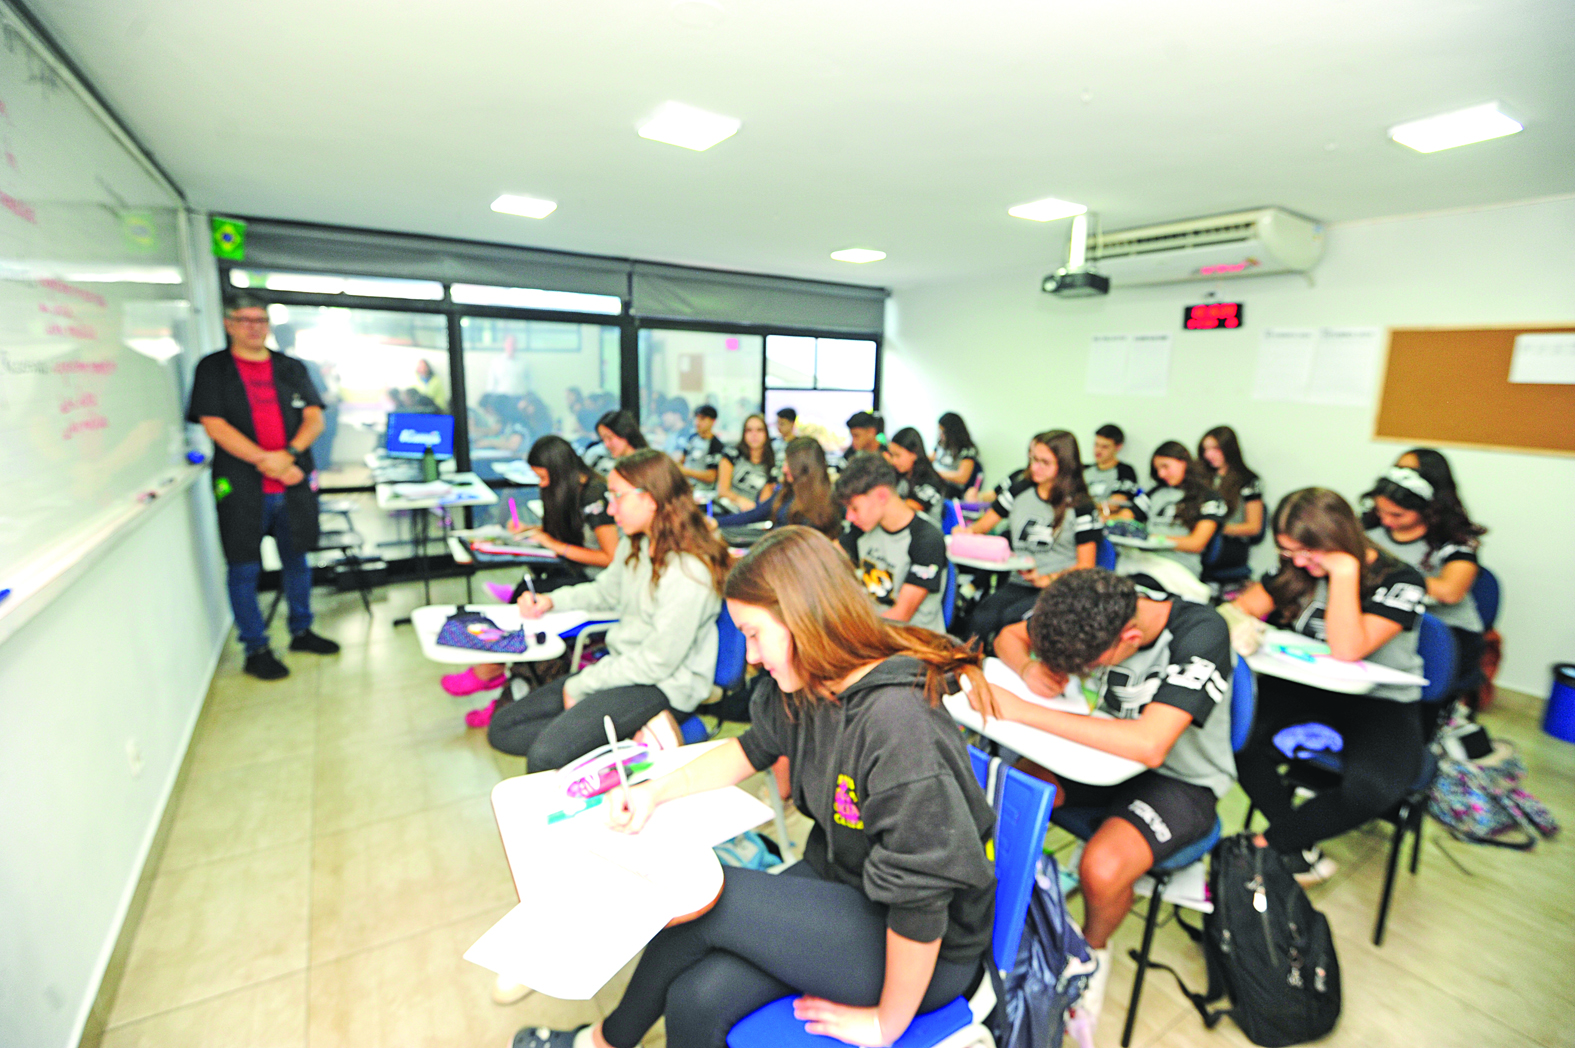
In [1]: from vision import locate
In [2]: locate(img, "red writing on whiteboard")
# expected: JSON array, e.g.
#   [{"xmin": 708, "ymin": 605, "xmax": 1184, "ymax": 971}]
[
  {"xmin": 63, "ymin": 415, "xmax": 109, "ymax": 439},
  {"xmin": 1, "ymin": 189, "xmax": 36, "ymax": 223},
  {"xmin": 45, "ymin": 323, "xmax": 99, "ymax": 340},
  {"xmin": 39, "ymin": 279, "xmax": 107, "ymax": 309},
  {"xmin": 60, "ymin": 393, "xmax": 100, "ymax": 413},
  {"xmin": 39, "ymin": 302, "xmax": 74, "ymax": 318},
  {"xmin": 54, "ymin": 359, "xmax": 116, "ymax": 375}
]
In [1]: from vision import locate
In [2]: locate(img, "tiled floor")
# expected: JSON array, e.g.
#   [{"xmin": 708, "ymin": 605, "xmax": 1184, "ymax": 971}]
[{"xmin": 100, "ymin": 574, "xmax": 1574, "ymax": 1048}]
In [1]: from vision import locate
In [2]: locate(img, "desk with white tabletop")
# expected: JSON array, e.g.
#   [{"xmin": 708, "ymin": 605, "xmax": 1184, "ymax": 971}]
[
  {"xmin": 944, "ymin": 536, "xmax": 1036, "ymax": 573},
  {"xmin": 375, "ymin": 472, "xmax": 499, "ymax": 616},
  {"xmin": 1247, "ymin": 628, "xmax": 1430, "ymax": 695}
]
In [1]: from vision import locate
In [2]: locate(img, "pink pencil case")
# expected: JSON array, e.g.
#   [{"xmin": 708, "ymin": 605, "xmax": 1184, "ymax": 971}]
[{"xmin": 949, "ymin": 533, "xmax": 1011, "ymax": 561}]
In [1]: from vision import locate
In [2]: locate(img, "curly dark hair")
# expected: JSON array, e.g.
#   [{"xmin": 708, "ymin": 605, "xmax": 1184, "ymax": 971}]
[{"xmin": 1025, "ymin": 569, "xmax": 1138, "ymax": 675}]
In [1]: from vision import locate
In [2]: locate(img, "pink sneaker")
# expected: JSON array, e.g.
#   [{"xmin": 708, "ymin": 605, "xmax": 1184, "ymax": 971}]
[
  {"xmin": 484, "ymin": 581, "xmax": 516, "ymax": 603},
  {"xmin": 464, "ymin": 699, "xmax": 500, "ymax": 728},
  {"xmin": 441, "ymin": 667, "xmax": 509, "ymax": 696}
]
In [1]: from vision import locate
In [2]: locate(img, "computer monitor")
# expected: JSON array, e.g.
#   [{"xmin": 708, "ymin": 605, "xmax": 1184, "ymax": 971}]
[{"xmin": 386, "ymin": 412, "xmax": 455, "ymax": 459}]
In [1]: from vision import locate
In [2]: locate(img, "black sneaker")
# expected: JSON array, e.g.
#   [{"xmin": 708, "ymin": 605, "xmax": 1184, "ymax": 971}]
[
  {"xmin": 289, "ymin": 630, "xmax": 341, "ymax": 655},
  {"xmin": 244, "ymin": 649, "xmax": 290, "ymax": 680},
  {"xmin": 1279, "ymin": 845, "xmax": 1339, "ymax": 887}
]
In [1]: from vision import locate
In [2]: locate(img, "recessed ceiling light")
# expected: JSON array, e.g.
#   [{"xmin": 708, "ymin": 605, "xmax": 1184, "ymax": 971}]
[
  {"xmin": 491, "ymin": 194, "xmax": 557, "ymax": 219},
  {"xmin": 637, "ymin": 101, "xmax": 741, "ymax": 151},
  {"xmin": 1388, "ymin": 102, "xmax": 1523, "ymax": 154},
  {"xmin": 1008, "ymin": 197, "xmax": 1088, "ymax": 222},
  {"xmin": 830, "ymin": 249, "xmax": 886, "ymax": 264}
]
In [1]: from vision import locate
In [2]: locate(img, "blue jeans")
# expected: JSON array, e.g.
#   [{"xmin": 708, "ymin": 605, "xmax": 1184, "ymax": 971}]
[{"xmin": 227, "ymin": 493, "xmax": 313, "ymax": 654}]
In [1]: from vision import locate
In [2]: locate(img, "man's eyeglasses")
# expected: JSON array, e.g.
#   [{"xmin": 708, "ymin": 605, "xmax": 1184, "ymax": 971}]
[{"xmin": 227, "ymin": 315, "xmax": 270, "ymax": 327}]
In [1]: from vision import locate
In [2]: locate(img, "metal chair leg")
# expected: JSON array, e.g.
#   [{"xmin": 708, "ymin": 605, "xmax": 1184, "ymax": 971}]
[
  {"xmin": 1408, "ymin": 797, "xmax": 1425, "ymax": 875},
  {"xmin": 1373, "ymin": 810, "xmax": 1406, "ymax": 946},
  {"xmin": 1121, "ymin": 873, "xmax": 1169, "ymax": 1047}
]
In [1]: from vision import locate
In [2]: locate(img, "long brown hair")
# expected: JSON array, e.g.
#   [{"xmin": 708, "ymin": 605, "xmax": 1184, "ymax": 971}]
[
  {"xmin": 1150, "ymin": 440, "xmax": 1217, "ymax": 529},
  {"xmin": 1198, "ymin": 425, "xmax": 1258, "ymax": 514},
  {"xmin": 1263, "ymin": 487, "xmax": 1399, "ymax": 620},
  {"xmin": 1032, "ymin": 429, "xmax": 1094, "ymax": 528},
  {"xmin": 611, "ymin": 448, "xmax": 731, "ymax": 593},
  {"xmin": 734, "ymin": 413, "xmax": 776, "ymax": 472},
  {"xmin": 725, "ymin": 526, "xmax": 987, "ymax": 708},
  {"xmin": 774, "ymin": 436, "xmax": 841, "ymax": 540}
]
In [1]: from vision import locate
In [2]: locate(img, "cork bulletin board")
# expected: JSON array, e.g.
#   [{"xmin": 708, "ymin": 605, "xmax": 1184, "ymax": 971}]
[{"xmin": 1374, "ymin": 326, "xmax": 1575, "ymax": 455}]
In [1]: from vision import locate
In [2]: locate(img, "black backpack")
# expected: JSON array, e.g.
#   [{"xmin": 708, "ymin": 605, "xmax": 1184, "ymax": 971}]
[{"xmin": 1149, "ymin": 833, "xmax": 1341, "ymax": 1046}]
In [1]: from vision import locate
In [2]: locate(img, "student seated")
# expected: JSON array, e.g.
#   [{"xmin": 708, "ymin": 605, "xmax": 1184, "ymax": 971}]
[
  {"xmin": 843, "ymin": 410, "xmax": 883, "ymax": 461},
  {"xmin": 678, "ymin": 404, "xmax": 726, "ymax": 488},
  {"xmin": 713, "ymin": 436, "xmax": 842, "ymax": 541},
  {"xmin": 1198, "ymin": 425, "xmax": 1264, "ymax": 569},
  {"xmin": 883, "ymin": 427, "xmax": 947, "ymax": 529},
  {"xmin": 1224, "ymin": 488, "xmax": 1428, "ymax": 885},
  {"xmin": 956, "ymin": 430, "xmax": 1101, "ymax": 644},
  {"xmin": 1363, "ymin": 454, "xmax": 1486, "ymax": 703},
  {"xmin": 771, "ymin": 406, "xmax": 796, "ymax": 458},
  {"xmin": 581, "ymin": 409, "xmax": 647, "ymax": 475},
  {"xmin": 986, "ymin": 568, "xmax": 1234, "ymax": 1028},
  {"xmin": 487, "ymin": 449, "xmax": 730, "ymax": 770},
  {"xmin": 513, "ymin": 526, "xmax": 996, "ymax": 1048},
  {"xmin": 835, "ymin": 452, "xmax": 950, "ymax": 634},
  {"xmin": 716, "ymin": 413, "xmax": 779, "ymax": 512},
  {"xmin": 1120, "ymin": 441, "xmax": 1226, "ymax": 579},
  {"xmin": 444, "ymin": 436, "xmax": 620, "ymax": 713},
  {"xmin": 932, "ymin": 411, "xmax": 982, "ymax": 498},
  {"xmin": 1082, "ymin": 423, "xmax": 1142, "ymax": 516}
]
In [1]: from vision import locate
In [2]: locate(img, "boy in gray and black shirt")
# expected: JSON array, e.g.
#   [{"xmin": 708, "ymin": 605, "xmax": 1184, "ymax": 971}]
[{"xmin": 835, "ymin": 453, "xmax": 950, "ymax": 634}]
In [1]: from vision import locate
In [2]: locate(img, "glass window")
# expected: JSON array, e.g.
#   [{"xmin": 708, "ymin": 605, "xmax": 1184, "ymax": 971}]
[
  {"xmin": 638, "ymin": 329, "xmax": 764, "ymax": 455},
  {"xmin": 765, "ymin": 388, "xmax": 874, "ymax": 456},
  {"xmin": 451, "ymin": 283, "xmax": 622, "ymax": 315},
  {"xmin": 265, "ymin": 303, "xmax": 450, "ymax": 489},
  {"xmin": 765, "ymin": 335, "xmax": 815, "ymax": 388},
  {"xmin": 461, "ymin": 317, "xmax": 621, "ymax": 482},
  {"xmin": 765, "ymin": 334, "xmax": 877, "ymax": 390},
  {"xmin": 230, "ymin": 268, "xmax": 445, "ymax": 300}
]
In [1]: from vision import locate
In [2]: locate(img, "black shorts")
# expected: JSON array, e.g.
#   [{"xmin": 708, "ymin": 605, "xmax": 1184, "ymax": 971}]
[{"xmin": 1058, "ymin": 771, "xmax": 1219, "ymax": 864}]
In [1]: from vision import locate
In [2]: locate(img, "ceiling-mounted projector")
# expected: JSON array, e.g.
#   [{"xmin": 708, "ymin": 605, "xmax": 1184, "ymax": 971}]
[
  {"xmin": 1042, "ymin": 212, "xmax": 1110, "ymax": 298},
  {"xmin": 1043, "ymin": 269, "xmax": 1110, "ymax": 297}
]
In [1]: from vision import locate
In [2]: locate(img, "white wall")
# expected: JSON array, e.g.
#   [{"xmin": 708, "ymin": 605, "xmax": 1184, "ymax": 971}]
[{"xmin": 883, "ymin": 195, "xmax": 1575, "ymax": 695}]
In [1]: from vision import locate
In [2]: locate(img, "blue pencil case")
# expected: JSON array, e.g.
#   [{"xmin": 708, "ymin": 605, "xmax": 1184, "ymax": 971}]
[{"xmin": 436, "ymin": 611, "xmax": 532, "ymax": 654}]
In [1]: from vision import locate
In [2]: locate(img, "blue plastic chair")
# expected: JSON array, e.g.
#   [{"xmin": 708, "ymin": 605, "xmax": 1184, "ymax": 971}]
[
  {"xmin": 1095, "ymin": 535, "xmax": 1118, "ymax": 571},
  {"xmin": 1471, "ymin": 566, "xmax": 1500, "ymax": 632},
  {"xmin": 1199, "ymin": 533, "xmax": 1253, "ymax": 589},
  {"xmin": 1050, "ymin": 654, "xmax": 1254, "ymax": 1047},
  {"xmin": 941, "ymin": 499, "xmax": 963, "ymax": 536},
  {"xmin": 1263, "ymin": 613, "xmax": 1456, "ymax": 946},
  {"xmin": 727, "ymin": 746, "xmax": 1055, "ymax": 1048},
  {"xmin": 677, "ymin": 604, "xmax": 749, "ymax": 745}
]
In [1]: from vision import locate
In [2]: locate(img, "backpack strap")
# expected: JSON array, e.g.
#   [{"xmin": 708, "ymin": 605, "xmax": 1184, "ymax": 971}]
[{"xmin": 1140, "ymin": 956, "xmax": 1233, "ymax": 1030}]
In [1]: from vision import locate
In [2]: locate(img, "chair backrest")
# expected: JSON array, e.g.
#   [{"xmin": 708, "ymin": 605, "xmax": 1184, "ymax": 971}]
[
  {"xmin": 1471, "ymin": 566, "xmax": 1500, "ymax": 632},
  {"xmin": 1230, "ymin": 654, "xmax": 1255, "ymax": 753},
  {"xmin": 715, "ymin": 603, "xmax": 748, "ymax": 690},
  {"xmin": 1200, "ymin": 531, "xmax": 1225, "ymax": 569},
  {"xmin": 941, "ymin": 499, "xmax": 963, "ymax": 536},
  {"xmin": 1417, "ymin": 612, "xmax": 1458, "ymax": 705},
  {"xmin": 943, "ymin": 560, "xmax": 958, "ymax": 630},
  {"xmin": 968, "ymin": 746, "xmax": 1056, "ymax": 973},
  {"xmin": 1095, "ymin": 535, "xmax": 1118, "ymax": 571}
]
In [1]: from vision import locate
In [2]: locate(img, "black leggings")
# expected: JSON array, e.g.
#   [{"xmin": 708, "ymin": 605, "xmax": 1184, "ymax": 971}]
[
  {"xmin": 1235, "ymin": 676, "xmax": 1424, "ymax": 854},
  {"xmin": 966, "ymin": 583, "xmax": 1038, "ymax": 645},
  {"xmin": 486, "ymin": 677, "xmax": 670, "ymax": 770},
  {"xmin": 601, "ymin": 863, "xmax": 981, "ymax": 1048}
]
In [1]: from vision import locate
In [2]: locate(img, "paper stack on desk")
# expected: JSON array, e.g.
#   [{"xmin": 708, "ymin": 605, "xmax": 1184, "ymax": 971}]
[{"xmin": 391, "ymin": 480, "xmax": 453, "ymax": 499}]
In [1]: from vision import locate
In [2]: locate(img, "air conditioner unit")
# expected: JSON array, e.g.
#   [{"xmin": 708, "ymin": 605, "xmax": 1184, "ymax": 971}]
[{"xmin": 1085, "ymin": 207, "xmax": 1324, "ymax": 286}]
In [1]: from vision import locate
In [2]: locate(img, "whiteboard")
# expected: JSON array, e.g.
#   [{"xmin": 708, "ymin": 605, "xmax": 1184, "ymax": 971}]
[{"xmin": 0, "ymin": 7, "xmax": 193, "ymax": 594}]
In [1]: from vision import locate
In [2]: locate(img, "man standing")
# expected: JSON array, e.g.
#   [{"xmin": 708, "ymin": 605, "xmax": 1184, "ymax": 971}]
[
  {"xmin": 188, "ymin": 295, "xmax": 341, "ymax": 679},
  {"xmin": 412, "ymin": 358, "xmax": 449, "ymax": 412}
]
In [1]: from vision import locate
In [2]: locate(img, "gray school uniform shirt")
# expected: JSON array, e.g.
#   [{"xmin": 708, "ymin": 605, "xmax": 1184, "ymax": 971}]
[
  {"xmin": 840, "ymin": 514, "xmax": 949, "ymax": 633},
  {"xmin": 1083, "ymin": 462, "xmax": 1141, "ymax": 505},
  {"xmin": 1267, "ymin": 558, "xmax": 1429, "ymax": 702},
  {"xmin": 722, "ymin": 446, "xmax": 777, "ymax": 503},
  {"xmin": 1365, "ymin": 528, "xmax": 1482, "ymax": 632},
  {"xmin": 895, "ymin": 474, "xmax": 946, "ymax": 530},
  {"xmin": 990, "ymin": 480, "xmax": 1103, "ymax": 585},
  {"xmin": 1093, "ymin": 596, "xmax": 1237, "ymax": 797},
  {"xmin": 1144, "ymin": 485, "xmax": 1228, "ymax": 578}
]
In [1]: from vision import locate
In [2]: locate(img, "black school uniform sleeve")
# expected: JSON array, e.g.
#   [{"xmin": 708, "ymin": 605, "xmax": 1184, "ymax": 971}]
[
  {"xmin": 185, "ymin": 351, "xmax": 228, "ymax": 422},
  {"xmin": 1071, "ymin": 499, "xmax": 1103, "ymax": 546},
  {"xmin": 721, "ymin": 445, "xmax": 742, "ymax": 466},
  {"xmin": 1198, "ymin": 494, "xmax": 1229, "ymax": 525},
  {"xmin": 1115, "ymin": 462, "xmax": 1141, "ymax": 496},
  {"xmin": 1151, "ymin": 604, "xmax": 1231, "ymax": 726},
  {"xmin": 1365, "ymin": 562, "xmax": 1428, "ymax": 629},
  {"xmin": 905, "ymin": 521, "xmax": 947, "ymax": 593},
  {"xmin": 1433, "ymin": 541, "xmax": 1479, "ymax": 566},
  {"xmin": 737, "ymin": 680, "xmax": 792, "ymax": 771},
  {"xmin": 990, "ymin": 476, "xmax": 1034, "ymax": 518},
  {"xmin": 1241, "ymin": 476, "xmax": 1264, "ymax": 504},
  {"xmin": 580, "ymin": 478, "xmax": 614, "ymax": 530},
  {"xmin": 1127, "ymin": 488, "xmax": 1151, "ymax": 523},
  {"xmin": 839, "ymin": 526, "xmax": 862, "ymax": 565}
]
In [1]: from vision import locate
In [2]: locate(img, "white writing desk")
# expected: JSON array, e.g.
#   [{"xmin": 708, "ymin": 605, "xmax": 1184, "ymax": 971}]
[
  {"xmin": 946, "ymin": 659, "xmax": 1146, "ymax": 787},
  {"xmin": 408, "ymin": 604, "xmax": 569, "ymax": 666},
  {"xmin": 1106, "ymin": 533, "xmax": 1172, "ymax": 551},
  {"xmin": 1247, "ymin": 628, "xmax": 1429, "ymax": 695},
  {"xmin": 944, "ymin": 536, "xmax": 1035, "ymax": 573},
  {"xmin": 375, "ymin": 473, "xmax": 499, "ymax": 614}
]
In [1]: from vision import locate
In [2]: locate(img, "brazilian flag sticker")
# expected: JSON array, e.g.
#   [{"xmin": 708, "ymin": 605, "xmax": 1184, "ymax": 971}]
[
  {"xmin": 214, "ymin": 476, "xmax": 232, "ymax": 501},
  {"xmin": 212, "ymin": 216, "xmax": 247, "ymax": 261}
]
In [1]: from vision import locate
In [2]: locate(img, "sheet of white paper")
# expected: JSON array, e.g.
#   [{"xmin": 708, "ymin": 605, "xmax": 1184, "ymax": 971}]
[
  {"xmin": 1304, "ymin": 327, "xmax": 1384, "ymax": 406},
  {"xmin": 1135, "ymin": 859, "xmax": 1212, "ymax": 912},
  {"xmin": 1085, "ymin": 334, "xmax": 1129, "ymax": 396},
  {"xmin": 1508, "ymin": 332, "xmax": 1575, "ymax": 384},
  {"xmin": 464, "ymin": 897, "xmax": 669, "ymax": 1001},
  {"xmin": 1124, "ymin": 333, "xmax": 1173, "ymax": 397},
  {"xmin": 1252, "ymin": 328, "xmax": 1317, "ymax": 401},
  {"xmin": 983, "ymin": 657, "xmax": 1088, "ymax": 713}
]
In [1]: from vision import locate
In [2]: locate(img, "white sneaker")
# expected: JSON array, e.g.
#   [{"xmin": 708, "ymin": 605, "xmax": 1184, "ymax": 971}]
[
  {"xmin": 1285, "ymin": 846, "xmax": 1339, "ymax": 887},
  {"xmin": 1075, "ymin": 945, "xmax": 1112, "ymax": 1028}
]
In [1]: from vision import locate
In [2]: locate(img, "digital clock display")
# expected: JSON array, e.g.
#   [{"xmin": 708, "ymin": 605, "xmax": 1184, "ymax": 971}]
[{"xmin": 1184, "ymin": 302, "xmax": 1244, "ymax": 330}]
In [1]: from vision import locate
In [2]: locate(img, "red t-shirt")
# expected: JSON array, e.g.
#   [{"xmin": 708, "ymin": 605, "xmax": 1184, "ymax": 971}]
[{"xmin": 233, "ymin": 353, "xmax": 288, "ymax": 494}]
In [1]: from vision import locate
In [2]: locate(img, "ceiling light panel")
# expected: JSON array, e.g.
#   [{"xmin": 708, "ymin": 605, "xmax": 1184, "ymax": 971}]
[
  {"xmin": 1008, "ymin": 197, "xmax": 1088, "ymax": 222},
  {"xmin": 1388, "ymin": 102, "xmax": 1523, "ymax": 153},
  {"xmin": 830, "ymin": 249, "xmax": 886, "ymax": 263},
  {"xmin": 491, "ymin": 194, "xmax": 558, "ymax": 219},
  {"xmin": 637, "ymin": 101, "xmax": 742, "ymax": 151}
]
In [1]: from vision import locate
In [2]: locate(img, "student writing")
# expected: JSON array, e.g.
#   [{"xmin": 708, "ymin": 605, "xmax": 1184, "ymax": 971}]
[
  {"xmin": 715, "ymin": 413, "xmax": 779, "ymax": 511},
  {"xmin": 712, "ymin": 436, "xmax": 843, "ymax": 541},
  {"xmin": 1124, "ymin": 441, "xmax": 1226, "ymax": 579},
  {"xmin": 677, "ymin": 404, "xmax": 726, "ymax": 487},
  {"xmin": 513, "ymin": 526, "xmax": 996, "ymax": 1048},
  {"xmin": 582, "ymin": 410, "xmax": 648, "ymax": 475},
  {"xmin": 883, "ymin": 427, "xmax": 947, "ymax": 529},
  {"xmin": 931, "ymin": 412, "xmax": 982, "ymax": 498},
  {"xmin": 835, "ymin": 452, "xmax": 951, "ymax": 634},
  {"xmin": 1224, "ymin": 488, "xmax": 1429, "ymax": 885},
  {"xmin": 488, "ymin": 449, "xmax": 730, "ymax": 769}
]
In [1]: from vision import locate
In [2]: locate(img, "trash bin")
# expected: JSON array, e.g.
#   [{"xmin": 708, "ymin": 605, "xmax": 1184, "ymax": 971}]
[{"xmin": 1544, "ymin": 663, "xmax": 1575, "ymax": 744}]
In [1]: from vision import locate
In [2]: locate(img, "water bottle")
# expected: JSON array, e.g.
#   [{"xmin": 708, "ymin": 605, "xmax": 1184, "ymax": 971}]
[{"xmin": 421, "ymin": 445, "xmax": 438, "ymax": 482}]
